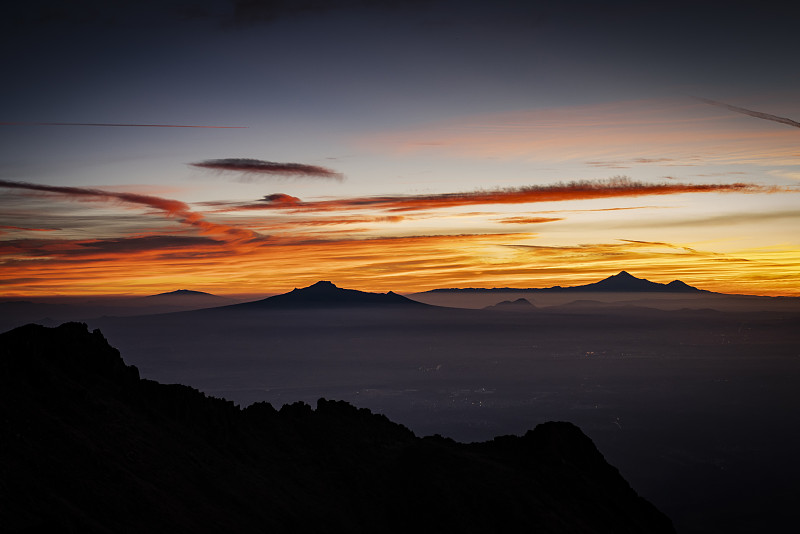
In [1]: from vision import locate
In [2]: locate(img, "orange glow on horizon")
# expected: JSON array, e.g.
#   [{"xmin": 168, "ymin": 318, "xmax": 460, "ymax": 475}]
[{"xmin": 2, "ymin": 232, "xmax": 798, "ymax": 298}]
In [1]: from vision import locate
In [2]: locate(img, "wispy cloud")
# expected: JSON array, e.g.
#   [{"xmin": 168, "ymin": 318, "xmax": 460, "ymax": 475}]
[
  {"xmin": 248, "ymin": 215, "xmax": 406, "ymax": 231},
  {"xmin": 0, "ymin": 225, "xmax": 59, "ymax": 233},
  {"xmin": 190, "ymin": 158, "xmax": 344, "ymax": 181},
  {"xmin": 495, "ymin": 217, "xmax": 563, "ymax": 224},
  {"xmin": 617, "ymin": 239, "xmax": 701, "ymax": 255},
  {"xmin": 0, "ymin": 235, "xmax": 224, "ymax": 258},
  {"xmin": 695, "ymin": 97, "xmax": 800, "ymax": 129},
  {"xmin": 624, "ymin": 209, "xmax": 800, "ymax": 229},
  {"xmin": 0, "ymin": 180, "xmax": 259, "ymax": 241},
  {"xmin": 585, "ymin": 157, "xmax": 697, "ymax": 169},
  {"xmin": 226, "ymin": 177, "xmax": 780, "ymax": 214},
  {"xmin": 0, "ymin": 122, "xmax": 246, "ymax": 128},
  {"xmin": 362, "ymin": 99, "xmax": 800, "ymax": 167},
  {"xmin": 500, "ymin": 239, "xmax": 754, "ymax": 287}
]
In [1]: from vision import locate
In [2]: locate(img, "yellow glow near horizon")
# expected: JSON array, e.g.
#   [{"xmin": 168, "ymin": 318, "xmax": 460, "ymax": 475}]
[{"xmin": 2, "ymin": 229, "xmax": 798, "ymax": 297}]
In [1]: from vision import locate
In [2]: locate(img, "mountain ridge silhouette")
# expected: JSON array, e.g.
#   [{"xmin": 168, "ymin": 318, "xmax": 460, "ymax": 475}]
[
  {"xmin": 0, "ymin": 322, "xmax": 675, "ymax": 533},
  {"xmin": 423, "ymin": 270, "xmax": 704, "ymax": 293}
]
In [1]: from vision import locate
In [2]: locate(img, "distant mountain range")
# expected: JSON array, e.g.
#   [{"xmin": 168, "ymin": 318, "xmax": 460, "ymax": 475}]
[
  {"xmin": 423, "ymin": 271, "xmax": 704, "ymax": 294},
  {"xmin": 0, "ymin": 322, "xmax": 675, "ymax": 533},
  {"xmin": 218, "ymin": 273, "xmax": 700, "ymax": 313}
]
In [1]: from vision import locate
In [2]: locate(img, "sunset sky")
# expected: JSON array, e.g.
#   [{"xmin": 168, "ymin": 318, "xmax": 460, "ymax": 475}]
[{"xmin": 1, "ymin": 1, "xmax": 798, "ymax": 297}]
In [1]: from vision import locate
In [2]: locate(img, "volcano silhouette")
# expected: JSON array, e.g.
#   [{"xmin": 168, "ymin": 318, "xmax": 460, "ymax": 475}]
[
  {"xmin": 234, "ymin": 281, "xmax": 427, "ymax": 309},
  {"xmin": 548, "ymin": 271, "xmax": 702, "ymax": 293}
]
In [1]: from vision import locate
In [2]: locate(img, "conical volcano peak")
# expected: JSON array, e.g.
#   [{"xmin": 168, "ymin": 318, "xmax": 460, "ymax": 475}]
[
  {"xmin": 298, "ymin": 280, "xmax": 339, "ymax": 291},
  {"xmin": 562, "ymin": 271, "xmax": 702, "ymax": 292}
]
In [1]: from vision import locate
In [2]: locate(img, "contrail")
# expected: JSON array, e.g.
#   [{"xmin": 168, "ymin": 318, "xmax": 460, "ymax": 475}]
[
  {"xmin": 0, "ymin": 122, "xmax": 247, "ymax": 128},
  {"xmin": 695, "ymin": 97, "xmax": 800, "ymax": 129}
]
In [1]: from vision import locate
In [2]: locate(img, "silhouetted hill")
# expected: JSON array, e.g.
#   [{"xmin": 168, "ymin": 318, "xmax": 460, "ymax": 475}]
[
  {"xmin": 148, "ymin": 289, "xmax": 217, "ymax": 297},
  {"xmin": 484, "ymin": 298, "xmax": 537, "ymax": 311},
  {"xmin": 231, "ymin": 280, "xmax": 429, "ymax": 309},
  {"xmin": 137, "ymin": 289, "xmax": 235, "ymax": 306},
  {"xmin": 0, "ymin": 322, "xmax": 674, "ymax": 534},
  {"xmin": 424, "ymin": 271, "xmax": 704, "ymax": 294}
]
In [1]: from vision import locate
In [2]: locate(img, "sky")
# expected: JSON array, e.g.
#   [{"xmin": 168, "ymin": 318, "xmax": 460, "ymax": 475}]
[{"xmin": 1, "ymin": 0, "xmax": 798, "ymax": 297}]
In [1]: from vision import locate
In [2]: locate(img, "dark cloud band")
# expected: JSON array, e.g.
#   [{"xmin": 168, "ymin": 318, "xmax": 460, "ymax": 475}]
[{"xmin": 190, "ymin": 158, "xmax": 344, "ymax": 180}]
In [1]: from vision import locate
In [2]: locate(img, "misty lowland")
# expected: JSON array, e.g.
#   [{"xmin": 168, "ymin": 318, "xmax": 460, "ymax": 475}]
[{"xmin": 2, "ymin": 272, "xmax": 799, "ymax": 533}]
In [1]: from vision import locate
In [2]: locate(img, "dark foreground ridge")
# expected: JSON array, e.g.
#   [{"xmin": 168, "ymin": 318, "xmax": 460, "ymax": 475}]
[
  {"xmin": 232, "ymin": 280, "xmax": 428, "ymax": 309},
  {"xmin": 0, "ymin": 323, "xmax": 674, "ymax": 534}
]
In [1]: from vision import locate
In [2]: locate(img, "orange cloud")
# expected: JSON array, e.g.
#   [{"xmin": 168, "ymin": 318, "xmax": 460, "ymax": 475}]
[
  {"xmin": 495, "ymin": 217, "xmax": 564, "ymax": 225},
  {"xmin": 228, "ymin": 178, "xmax": 778, "ymax": 214}
]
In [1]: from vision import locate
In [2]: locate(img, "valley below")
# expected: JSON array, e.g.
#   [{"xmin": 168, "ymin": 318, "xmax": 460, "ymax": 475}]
[{"xmin": 83, "ymin": 297, "xmax": 800, "ymax": 534}]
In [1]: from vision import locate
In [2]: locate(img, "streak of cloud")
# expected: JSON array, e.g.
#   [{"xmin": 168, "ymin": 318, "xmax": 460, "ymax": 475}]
[
  {"xmin": 0, "ymin": 122, "xmax": 247, "ymax": 128},
  {"xmin": 618, "ymin": 239, "xmax": 701, "ymax": 255},
  {"xmin": 585, "ymin": 157, "xmax": 697, "ymax": 169},
  {"xmin": 253, "ymin": 215, "xmax": 406, "ymax": 230},
  {"xmin": 230, "ymin": 177, "xmax": 780, "ymax": 214},
  {"xmin": 0, "ymin": 225, "xmax": 59, "ymax": 232},
  {"xmin": 0, "ymin": 235, "xmax": 223, "ymax": 258},
  {"xmin": 190, "ymin": 158, "xmax": 344, "ymax": 180},
  {"xmin": 538, "ymin": 206, "xmax": 663, "ymax": 214},
  {"xmin": 495, "ymin": 217, "xmax": 563, "ymax": 224},
  {"xmin": 696, "ymin": 97, "xmax": 800, "ymax": 129},
  {"xmin": 623, "ymin": 209, "xmax": 800, "ymax": 229},
  {"xmin": 503, "ymin": 239, "xmax": 744, "ymax": 266},
  {"xmin": 0, "ymin": 180, "xmax": 259, "ymax": 241}
]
